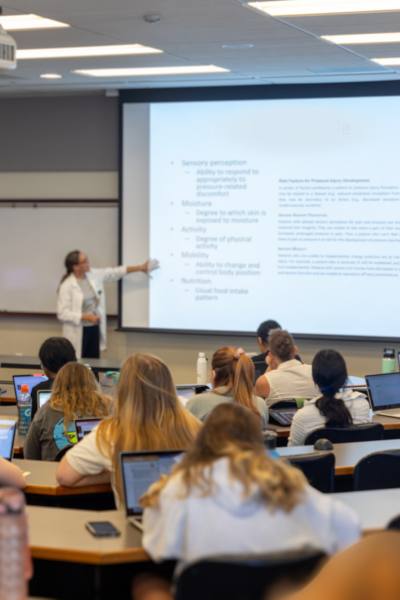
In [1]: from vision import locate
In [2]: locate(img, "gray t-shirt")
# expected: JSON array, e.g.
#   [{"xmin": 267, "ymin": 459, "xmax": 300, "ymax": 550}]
[
  {"xmin": 78, "ymin": 277, "xmax": 99, "ymax": 327},
  {"xmin": 24, "ymin": 403, "xmax": 78, "ymax": 461},
  {"xmin": 186, "ymin": 387, "xmax": 269, "ymax": 428}
]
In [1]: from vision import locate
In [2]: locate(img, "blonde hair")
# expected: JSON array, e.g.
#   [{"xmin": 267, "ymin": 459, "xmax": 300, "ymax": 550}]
[
  {"xmin": 96, "ymin": 353, "xmax": 201, "ymax": 498},
  {"xmin": 141, "ymin": 403, "xmax": 305, "ymax": 512},
  {"xmin": 50, "ymin": 362, "xmax": 110, "ymax": 428},
  {"xmin": 212, "ymin": 346, "xmax": 260, "ymax": 417}
]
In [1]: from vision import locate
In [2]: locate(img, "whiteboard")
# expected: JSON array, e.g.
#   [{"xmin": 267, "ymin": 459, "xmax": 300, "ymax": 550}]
[{"xmin": 0, "ymin": 206, "xmax": 119, "ymax": 314}]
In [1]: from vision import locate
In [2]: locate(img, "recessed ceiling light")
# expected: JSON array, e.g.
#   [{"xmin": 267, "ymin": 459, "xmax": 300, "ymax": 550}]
[
  {"xmin": 0, "ymin": 14, "xmax": 69, "ymax": 31},
  {"xmin": 17, "ymin": 44, "xmax": 162, "ymax": 60},
  {"xmin": 322, "ymin": 32, "xmax": 400, "ymax": 44},
  {"xmin": 248, "ymin": 0, "xmax": 400, "ymax": 17},
  {"xmin": 372, "ymin": 57, "xmax": 400, "ymax": 65},
  {"xmin": 40, "ymin": 73, "xmax": 62, "ymax": 79},
  {"xmin": 222, "ymin": 43, "xmax": 255, "ymax": 49},
  {"xmin": 73, "ymin": 65, "xmax": 230, "ymax": 77}
]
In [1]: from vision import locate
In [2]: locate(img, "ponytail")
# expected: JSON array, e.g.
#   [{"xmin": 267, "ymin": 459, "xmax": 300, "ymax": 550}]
[
  {"xmin": 59, "ymin": 250, "xmax": 81, "ymax": 287},
  {"xmin": 212, "ymin": 347, "xmax": 260, "ymax": 419},
  {"xmin": 232, "ymin": 352, "xmax": 260, "ymax": 417},
  {"xmin": 313, "ymin": 349, "xmax": 352, "ymax": 428}
]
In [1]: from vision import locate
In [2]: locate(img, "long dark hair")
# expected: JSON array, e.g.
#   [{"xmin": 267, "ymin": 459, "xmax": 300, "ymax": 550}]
[
  {"xmin": 313, "ymin": 349, "xmax": 352, "ymax": 428},
  {"xmin": 59, "ymin": 250, "xmax": 81, "ymax": 285}
]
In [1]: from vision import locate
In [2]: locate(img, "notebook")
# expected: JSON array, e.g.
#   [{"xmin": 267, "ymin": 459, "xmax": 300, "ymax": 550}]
[
  {"xmin": 0, "ymin": 419, "xmax": 17, "ymax": 461},
  {"xmin": 74, "ymin": 418, "xmax": 101, "ymax": 441},
  {"xmin": 120, "ymin": 450, "xmax": 182, "ymax": 531},
  {"xmin": 13, "ymin": 374, "xmax": 48, "ymax": 403},
  {"xmin": 366, "ymin": 372, "xmax": 400, "ymax": 418},
  {"xmin": 37, "ymin": 390, "xmax": 52, "ymax": 409}
]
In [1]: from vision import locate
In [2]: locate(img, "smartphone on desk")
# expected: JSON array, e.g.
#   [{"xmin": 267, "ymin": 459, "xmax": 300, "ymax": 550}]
[{"xmin": 85, "ymin": 521, "xmax": 121, "ymax": 538}]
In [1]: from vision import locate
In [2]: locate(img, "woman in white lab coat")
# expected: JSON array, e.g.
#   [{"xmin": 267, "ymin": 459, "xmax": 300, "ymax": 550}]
[{"xmin": 57, "ymin": 250, "xmax": 158, "ymax": 358}]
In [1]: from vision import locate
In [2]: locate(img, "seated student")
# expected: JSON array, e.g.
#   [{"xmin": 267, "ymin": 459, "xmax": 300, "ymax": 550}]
[
  {"xmin": 30, "ymin": 336, "xmax": 77, "ymax": 419},
  {"xmin": 0, "ymin": 457, "xmax": 26, "ymax": 489},
  {"xmin": 288, "ymin": 349, "xmax": 371, "ymax": 447},
  {"xmin": 24, "ymin": 362, "xmax": 110, "ymax": 461},
  {"xmin": 141, "ymin": 403, "xmax": 360, "ymax": 572},
  {"xmin": 251, "ymin": 319, "xmax": 281, "ymax": 380},
  {"xmin": 255, "ymin": 330, "xmax": 316, "ymax": 407},
  {"xmin": 56, "ymin": 353, "xmax": 201, "ymax": 505},
  {"xmin": 186, "ymin": 347, "xmax": 268, "ymax": 428}
]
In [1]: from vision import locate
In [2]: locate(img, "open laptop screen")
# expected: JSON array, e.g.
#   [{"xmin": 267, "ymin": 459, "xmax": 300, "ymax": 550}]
[
  {"xmin": 74, "ymin": 418, "xmax": 101, "ymax": 441},
  {"xmin": 366, "ymin": 372, "xmax": 400, "ymax": 410},
  {"xmin": 13, "ymin": 374, "xmax": 48, "ymax": 402},
  {"xmin": 0, "ymin": 419, "xmax": 16, "ymax": 461},
  {"xmin": 121, "ymin": 451, "xmax": 182, "ymax": 517},
  {"xmin": 37, "ymin": 390, "xmax": 52, "ymax": 409}
]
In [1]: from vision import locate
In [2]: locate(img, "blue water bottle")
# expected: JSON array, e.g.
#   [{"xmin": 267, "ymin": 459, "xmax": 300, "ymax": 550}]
[{"xmin": 17, "ymin": 384, "xmax": 32, "ymax": 436}]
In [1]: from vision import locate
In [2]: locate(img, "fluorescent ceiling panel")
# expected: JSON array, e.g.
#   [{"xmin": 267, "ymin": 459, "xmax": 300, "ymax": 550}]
[
  {"xmin": 17, "ymin": 44, "xmax": 162, "ymax": 60},
  {"xmin": 248, "ymin": 0, "xmax": 400, "ymax": 17},
  {"xmin": 322, "ymin": 32, "xmax": 400, "ymax": 44},
  {"xmin": 73, "ymin": 65, "xmax": 230, "ymax": 77},
  {"xmin": 0, "ymin": 14, "xmax": 69, "ymax": 30},
  {"xmin": 372, "ymin": 57, "xmax": 400, "ymax": 65}
]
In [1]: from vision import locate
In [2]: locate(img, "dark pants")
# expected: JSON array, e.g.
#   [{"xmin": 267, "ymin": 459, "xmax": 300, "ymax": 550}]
[{"xmin": 81, "ymin": 325, "xmax": 100, "ymax": 358}]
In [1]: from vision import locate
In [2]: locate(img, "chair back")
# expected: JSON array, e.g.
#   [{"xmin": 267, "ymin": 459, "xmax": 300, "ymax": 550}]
[
  {"xmin": 175, "ymin": 549, "xmax": 325, "ymax": 600},
  {"xmin": 353, "ymin": 449, "xmax": 400, "ymax": 491},
  {"xmin": 288, "ymin": 452, "xmax": 335, "ymax": 493},
  {"xmin": 305, "ymin": 423, "xmax": 384, "ymax": 445}
]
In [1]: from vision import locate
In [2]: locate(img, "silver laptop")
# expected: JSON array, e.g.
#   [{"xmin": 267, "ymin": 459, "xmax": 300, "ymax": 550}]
[
  {"xmin": 0, "ymin": 419, "xmax": 17, "ymax": 461},
  {"xmin": 120, "ymin": 450, "xmax": 182, "ymax": 531},
  {"xmin": 74, "ymin": 418, "xmax": 101, "ymax": 441},
  {"xmin": 366, "ymin": 372, "xmax": 400, "ymax": 418},
  {"xmin": 37, "ymin": 390, "xmax": 52, "ymax": 409}
]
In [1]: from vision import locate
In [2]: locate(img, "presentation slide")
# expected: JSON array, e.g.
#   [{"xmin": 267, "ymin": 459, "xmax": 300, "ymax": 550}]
[{"xmin": 121, "ymin": 94, "xmax": 400, "ymax": 338}]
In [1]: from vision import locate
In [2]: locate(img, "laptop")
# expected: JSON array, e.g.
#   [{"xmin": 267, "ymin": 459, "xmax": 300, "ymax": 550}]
[
  {"xmin": 74, "ymin": 418, "xmax": 101, "ymax": 441},
  {"xmin": 13, "ymin": 374, "xmax": 48, "ymax": 402},
  {"xmin": 37, "ymin": 390, "xmax": 52, "ymax": 409},
  {"xmin": 176, "ymin": 384, "xmax": 210, "ymax": 406},
  {"xmin": 120, "ymin": 450, "xmax": 182, "ymax": 531},
  {"xmin": 0, "ymin": 419, "xmax": 17, "ymax": 461},
  {"xmin": 366, "ymin": 372, "xmax": 400, "ymax": 418}
]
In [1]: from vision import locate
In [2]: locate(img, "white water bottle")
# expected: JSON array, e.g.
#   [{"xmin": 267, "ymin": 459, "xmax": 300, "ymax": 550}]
[{"xmin": 196, "ymin": 352, "xmax": 208, "ymax": 385}]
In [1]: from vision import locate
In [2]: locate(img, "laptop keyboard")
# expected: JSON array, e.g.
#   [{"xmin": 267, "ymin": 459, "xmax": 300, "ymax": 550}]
[{"xmin": 269, "ymin": 409, "xmax": 296, "ymax": 426}]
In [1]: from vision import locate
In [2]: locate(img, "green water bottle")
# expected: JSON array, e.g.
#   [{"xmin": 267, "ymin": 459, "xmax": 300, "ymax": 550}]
[{"xmin": 382, "ymin": 348, "xmax": 397, "ymax": 373}]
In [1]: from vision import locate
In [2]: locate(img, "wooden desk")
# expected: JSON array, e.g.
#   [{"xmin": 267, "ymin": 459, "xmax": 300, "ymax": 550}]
[
  {"xmin": 277, "ymin": 438, "xmax": 400, "ymax": 476},
  {"xmin": 269, "ymin": 414, "xmax": 400, "ymax": 441},
  {"xmin": 27, "ymin": 506, "xmax": 146, "ymax": 564},
  {"xmin": 26, "ymin": 506, "xmax": 158, "ymax": 600},
  {"xmin": 15, "ymin": 459, "xmax": 112, "ymax": 497},
  {"xmin": 335, "ymin": 488, "xmax": 400, "ymax": 532}
]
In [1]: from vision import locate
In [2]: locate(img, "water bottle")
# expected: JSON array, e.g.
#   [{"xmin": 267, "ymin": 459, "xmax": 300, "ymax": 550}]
[
  {"xmin": 382, "ymin": 348, "xmax": 397, "ymax": 374},
  {"xmin": 0, "ymin": 488, "xmax": 30, "ymax": 600},
  {"xmin": 17, "ymin": 384, "xmax": 31, "ymax": 436},
  {"xmin": 196, "ymin": 352, "xmax": 208, "ymax": 385}
]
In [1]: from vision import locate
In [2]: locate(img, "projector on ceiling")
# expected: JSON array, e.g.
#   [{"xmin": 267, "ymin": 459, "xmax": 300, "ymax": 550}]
[{"xmin": 0, "ymin": 24, "xmax": 16, "ymax": 70}]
